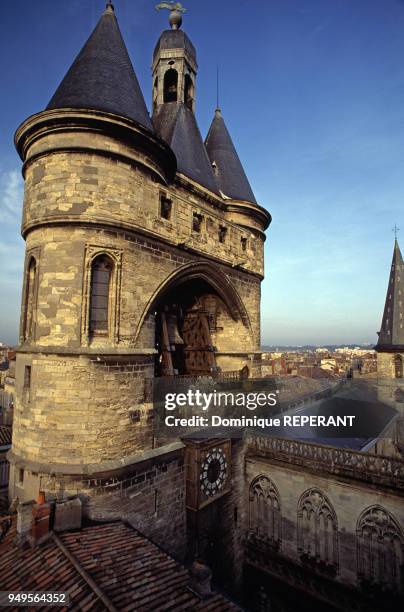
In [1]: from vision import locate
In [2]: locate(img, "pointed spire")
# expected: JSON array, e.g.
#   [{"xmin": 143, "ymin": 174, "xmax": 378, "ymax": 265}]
[
  {"xmin": 376, "ymin": 239, "xmax": 404, "ymax": 348},
  {"xmin": 205, "ymin": 109, "xmax": 257, "ymax": 204},
  {"xmin": 153, "ymin": 104, "xmax": 219, "ymax": 194},
  {"xmin": 47, "ymin": 4, "xmax": 153, "ymax": 130}
]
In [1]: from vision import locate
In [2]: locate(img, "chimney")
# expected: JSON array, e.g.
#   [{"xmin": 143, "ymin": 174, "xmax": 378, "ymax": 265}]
[
  {"xmin": 189, "ymin": 559, "xmax": 212, "ymax": 599},
  {"xmin": 53, "ymin": 497, "xmax": 82, "ymax": 532},
  {"xmin": 31, "ymin": 491, "xmax": 51, "ymax": 545},
  {"xmin": 16, "ymin": 500, "xmax": 35, "ymax": 543}
]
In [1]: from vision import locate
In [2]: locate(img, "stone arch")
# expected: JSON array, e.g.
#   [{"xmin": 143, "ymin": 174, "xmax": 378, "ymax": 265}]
[
  {"xmin": 136, "ymin": 261, "xmax": 253, "ymax": 376},
  {"xmin": 249, "ymin": 474, "xmax": 281, "ymax": 548},
  {"xmin": 357, "ymin": 505, "xmax": 404, "ymax": 591},
  {"xmin": 297, "ymin": 488, "xmax": 338, "ymax": 571},
  {"xmin": 136, "ymin": 261, "xmax": 252, "ymax": 342},
  {"xmin": 163, "ymin": 68, "xmax": 178, "ymax": 103}
]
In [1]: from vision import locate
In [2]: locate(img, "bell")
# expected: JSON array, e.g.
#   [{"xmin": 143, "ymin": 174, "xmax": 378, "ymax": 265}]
[{"xmin": 167, "ymin": 314, "xmax": 184, "ymax": 345}]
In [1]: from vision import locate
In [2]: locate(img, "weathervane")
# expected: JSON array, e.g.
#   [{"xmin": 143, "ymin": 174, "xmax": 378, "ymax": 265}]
[
  {"xmin": 156, "ymin": 2, "xmax": 186, "ymax": 30},
  {"xmin": 393, "ymin": 223, "xmax": 400, "ymax": 240}
]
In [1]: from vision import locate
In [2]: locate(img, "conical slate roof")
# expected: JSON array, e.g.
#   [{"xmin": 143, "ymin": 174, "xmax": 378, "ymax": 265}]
[
  {"xmin": 47, "ymin": 4, "xmax": 153, "ymax": 130},
  {"xmin": 153, "ymin": 103, "xmax": 219, "ymax": 194},
  {"xmin": 205, "ymin": 109, "xmax": 257, "ymax": 204},
  {"xmin": 377, "ymin": 240, "xmax": 404, "ymax": 348}
]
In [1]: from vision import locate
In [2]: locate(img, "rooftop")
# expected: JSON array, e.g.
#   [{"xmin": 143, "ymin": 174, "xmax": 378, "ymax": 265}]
[{"xmin": 0, "ymin": 518, "xmax": 239, "ymax": 611}]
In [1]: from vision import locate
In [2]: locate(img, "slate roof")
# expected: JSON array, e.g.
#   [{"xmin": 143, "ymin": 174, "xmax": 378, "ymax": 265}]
[
  {"xmin": 376, "ymin": 240, "xmax": 404, "ymax": 348},
  {"xmin": 205, "ymin": 109, "xmax": 257, "ymax": 204},
  {"xmin": 0, "ymin": 426, "xmax": 11, "ymax": 448},
  {"xmin": 0, "ymin": 519, "xmax": 240, "ymax": 611},
  {"xmin": 47, "ymin": 4, "xmax": 153, "ymax": 130},
  {"xmin": 153, "ymin": 103, "xmax": 219, "ymax": 195},
  {"xmin": 153, "ymin": 29, "xmax": 196, "ymax": 64}
]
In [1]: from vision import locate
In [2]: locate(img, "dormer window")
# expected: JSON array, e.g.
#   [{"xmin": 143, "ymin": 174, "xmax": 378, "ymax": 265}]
[
  {"xmin": 160, "ymin": 193, "xmax": 172, "ymax": 220},
  {"xmin": 192, "ymin": 212, "xmax": 203, "ymax": 233},
  {"xmin": 241, "ymin": 237, "xmax": 247, "ymax": 252},
  {"xmin": 164, "ymin": 68, "xmax": 178, "ymax": 103}
]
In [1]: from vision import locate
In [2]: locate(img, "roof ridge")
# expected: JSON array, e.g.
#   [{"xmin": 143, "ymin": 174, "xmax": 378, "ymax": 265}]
[{"xmin": 52, "ymin": 532, "xmax": 118, "ymax": 612}]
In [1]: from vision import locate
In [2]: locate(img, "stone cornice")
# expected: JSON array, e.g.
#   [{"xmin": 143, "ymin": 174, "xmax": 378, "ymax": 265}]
[
  {"xmin": 15, "ymin": 108, "xmax": 177, "ymax": 185},
  {"xmin": 7, "ymin": 441, "xmax": 185, "ymax": 477}
]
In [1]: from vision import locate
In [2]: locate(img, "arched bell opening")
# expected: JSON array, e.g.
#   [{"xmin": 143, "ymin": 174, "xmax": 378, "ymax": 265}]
[
  {"xmin": 184, "ymin": 73, "xmax": 194, "ymax": 111},
  {"xmin": 141, "ymin": 263, "xmax": 253, "ymax": 377},
  {"xmin": 163, "ymin": 68, "xmax": 178, "ymax": 103}
]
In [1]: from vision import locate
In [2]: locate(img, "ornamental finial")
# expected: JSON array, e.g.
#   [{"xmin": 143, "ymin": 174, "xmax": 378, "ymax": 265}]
[{"xmin": 156, "ymin": 2, "xmax": 186, "ymax": 30}]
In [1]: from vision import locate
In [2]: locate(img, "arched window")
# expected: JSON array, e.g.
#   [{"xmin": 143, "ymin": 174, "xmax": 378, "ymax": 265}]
[
  {"xmin": 297, "ymin": 488, "xmax": 338, "ymax": 571},
  {"xmin": 89, "ymin": 255, "xmax": 113, "ymax": 336},
  {"xmin": 153, "ymin": 76, "xmax": 158, "ymax": 111},
  {"xmin": 23, "ymin": 256, "xmax": 37, "ymax": 341},
  {"xmin": 163, "ymin": 69, "xmax": 178, "ymax": 103},
  {"xmin": 394, "ymin": 355, "xmax": 403, "ymax": 379},
  {"xmin": 184, "ymin": 74, "xmax": 194, "ymax": 110},
  {"xmin": 249, "ymin": 475, "xmax": 281, "ymax": 548},
  {"xmin": 357, "ymin": 506, "xmax": 404, "ymax": 591}
]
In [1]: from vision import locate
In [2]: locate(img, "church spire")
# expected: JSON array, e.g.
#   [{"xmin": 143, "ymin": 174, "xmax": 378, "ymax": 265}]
[
  {"xmin": 46, "ymin": 3, "xmax": 152, "ymax": 130},
  {"xmin": 205, "ymin": 108, "xmax": 257, "ymax": 204},
  {"xmin": 376, "ymin": 239, "xmax": 404, "ymax": 350}
]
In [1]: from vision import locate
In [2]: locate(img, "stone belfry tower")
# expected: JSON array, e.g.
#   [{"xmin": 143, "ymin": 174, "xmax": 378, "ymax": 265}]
[
  {"xmin": 375, "ymin": 239, "xmax": 404, "ymax": 379},
  {"xmin": 10, "ymin": 2, "xmax": 270, "ymax": 503}
]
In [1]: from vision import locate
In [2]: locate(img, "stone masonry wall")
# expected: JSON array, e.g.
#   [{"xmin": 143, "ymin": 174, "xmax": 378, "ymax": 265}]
[
  {"xmin": 244, "ymin": 456, "xmax": 404, "ymax": 591},
  {"xmin": 377, "ymin": 351, "xmax": 404, "ymax": 378},
  {"xmin": 11, "ymin": 353, "xmax": 153, "ymax": 467},
  {"xmin": 22, "ymin": 225, "xmax": 260, "ymax": 352},
  {"xmin": 22, "ymin": 139, "xmax": 265, "ymax": 277}
]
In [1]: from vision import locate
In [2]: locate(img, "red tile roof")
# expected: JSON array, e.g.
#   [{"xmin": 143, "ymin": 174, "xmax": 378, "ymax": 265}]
[{"xmin": 0, "ymin": 519, "xmax": 240, "ymax": 611}]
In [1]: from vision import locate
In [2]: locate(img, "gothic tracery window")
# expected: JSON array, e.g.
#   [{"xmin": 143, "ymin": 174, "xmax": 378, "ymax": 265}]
[
  {"xmin": 89, "ymin": 255, "xmax": 113, "ymax": 336},
  {"xmin": 297, "ymin": 488, "xmax": 338, "ymax": 572},
  {"xmin": 23, "ymin": 256, "xmax": 37, "ymax": 341},
  {"xmin": 249, "ymin": 475, "xmax": 281, "ymax": 548},
  {"xmin": 357, "ymin": 505, "xmax": 404, "ymax": 592}
]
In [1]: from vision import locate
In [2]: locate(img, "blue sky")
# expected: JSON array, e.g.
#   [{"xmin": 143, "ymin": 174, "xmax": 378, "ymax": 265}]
[{"xmin": 1, "ymin": 0, "xmax": 403, "ymax": 346}]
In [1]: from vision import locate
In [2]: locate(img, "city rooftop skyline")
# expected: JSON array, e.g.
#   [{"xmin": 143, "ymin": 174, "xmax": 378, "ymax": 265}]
[{"xmin": 1, "ymin": 0, "xmax": 403, "ymax": 345}]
